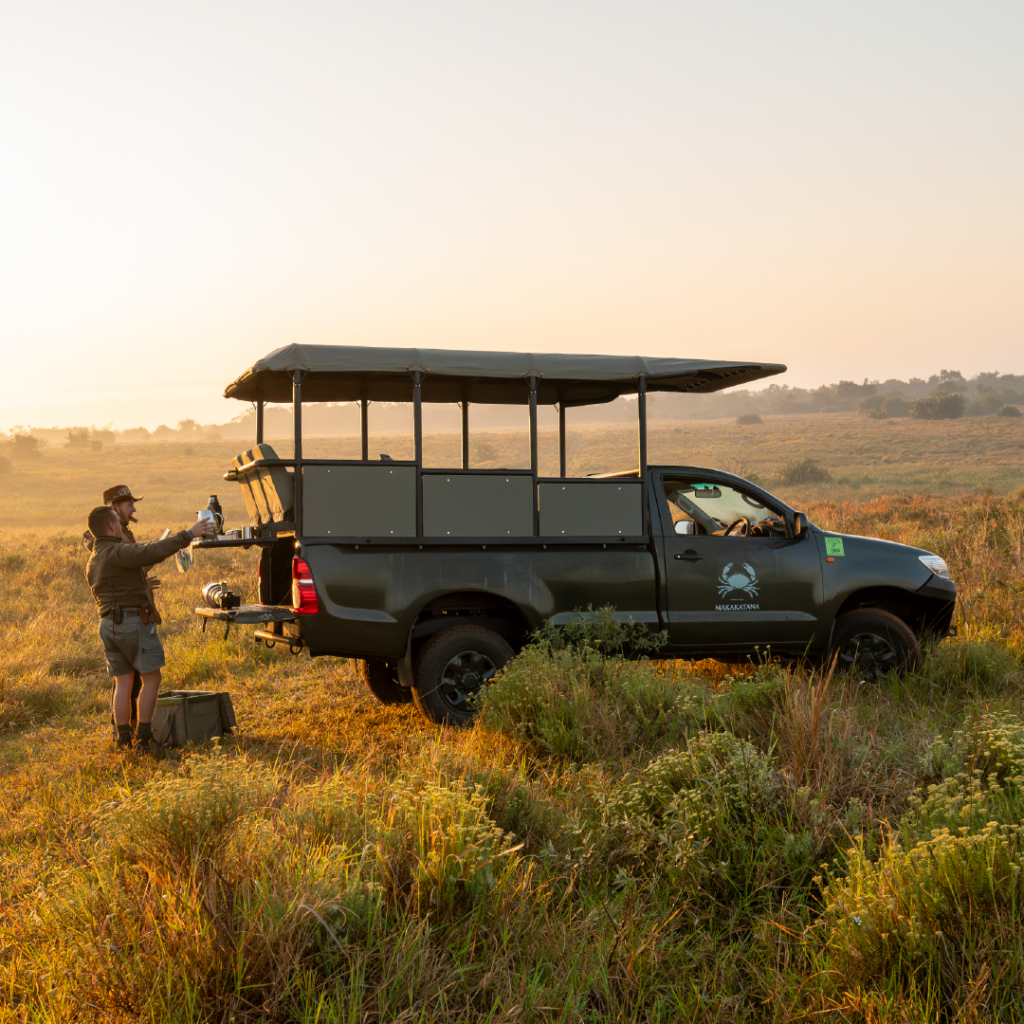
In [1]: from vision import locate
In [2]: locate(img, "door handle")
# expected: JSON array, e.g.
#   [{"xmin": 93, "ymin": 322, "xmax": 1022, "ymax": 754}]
[{"xmin": 675, "ymin": 551, "xmax": 703, "ymax": 562}]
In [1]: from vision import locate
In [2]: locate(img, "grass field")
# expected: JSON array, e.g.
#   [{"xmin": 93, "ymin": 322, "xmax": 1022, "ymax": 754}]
[
  {"xmin": 4, "ymin": 411, "xmax": 1024, "ymax": 533},
  {"xmin": 2, "ymin": 418, "xmax": 1024, "ymax": 1022}
]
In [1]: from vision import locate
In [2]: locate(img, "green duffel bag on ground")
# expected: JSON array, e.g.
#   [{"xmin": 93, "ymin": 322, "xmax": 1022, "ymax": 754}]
[{"xmin": 152, "ymin": 690, "xmax": 237, "ymax": 747}]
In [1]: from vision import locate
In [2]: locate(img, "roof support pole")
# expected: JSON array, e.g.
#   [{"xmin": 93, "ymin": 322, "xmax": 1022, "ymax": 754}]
[
  {"xmin": 360, "ymin": 399, "xmax": 369, "ymax": 461},
  {"xmin": 461, "ymin": 401, "xmax": 469, "ymax": 470},
  {"xmin": 558, "ymin": 400, "xmax": 566, "ymax": 478},
  {"xmin": 527, "ymin": 374, "xmax": 540, "ymax": 535},
  {"xmin": 292, "ymin": 370, "xmax": 305, "ymax": 538},
  {"xmin": 411, "ymin": 370, "xmax": 424, "ymax": 537},
  {"xmin": 636, "ymin": 374, "xmax": 648, "ymax": 535},
  {"xmin": 255, "ymin": 400, "xmax": 264, "ymax": 445}
]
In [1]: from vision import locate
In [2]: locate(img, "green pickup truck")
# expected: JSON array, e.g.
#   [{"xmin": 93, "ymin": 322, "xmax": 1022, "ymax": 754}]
[{"xmin": 196, "ymin": 345, "xmax": 957, "ymax": 724}]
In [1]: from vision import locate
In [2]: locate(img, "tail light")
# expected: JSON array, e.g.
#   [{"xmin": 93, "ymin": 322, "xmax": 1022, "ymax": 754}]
[{"xmin": 291, "ymin": 556, "xmax": 319, "ymax": 615}]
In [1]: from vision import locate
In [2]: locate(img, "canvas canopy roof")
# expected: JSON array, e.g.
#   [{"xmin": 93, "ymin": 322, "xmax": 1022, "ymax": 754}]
[{"xmin": 225, "ymin": 344, "xmax": 786, "ymax": 407}]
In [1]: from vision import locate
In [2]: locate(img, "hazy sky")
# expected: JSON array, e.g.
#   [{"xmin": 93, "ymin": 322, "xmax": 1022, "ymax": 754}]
[{"xmin": 2, "ymin": 1, "xmax": 1022, "ymax": 430}]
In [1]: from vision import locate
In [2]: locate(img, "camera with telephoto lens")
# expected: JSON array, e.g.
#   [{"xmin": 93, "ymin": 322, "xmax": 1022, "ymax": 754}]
[{"xmin": 201, "ymin": 580, "xmax": 241, "ymax": 610}]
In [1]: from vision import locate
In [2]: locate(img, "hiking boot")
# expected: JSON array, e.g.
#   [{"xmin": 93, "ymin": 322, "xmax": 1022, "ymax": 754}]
[
  {"xmin": 115, "ymin": 724, "xmax": 133, "ymax": 750},
  {"xmin": 134, "ymin": 723, "xmax": 165, "ymax": 758}
]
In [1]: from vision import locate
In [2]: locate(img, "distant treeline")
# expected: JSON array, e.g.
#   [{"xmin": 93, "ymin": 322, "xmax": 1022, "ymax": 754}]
[
  {"xmin": 645, "ymin": 368, "xmax": 1024, "ymax": 422},
  {"xmin": 3, "ymin": 370, "xmax": 1022, "ymax": 453}
]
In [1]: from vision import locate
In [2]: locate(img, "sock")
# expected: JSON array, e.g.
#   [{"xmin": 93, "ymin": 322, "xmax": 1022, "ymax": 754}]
[{"xmin": 116, "ymin": 724, "xmax": 133, "ymax": 747}]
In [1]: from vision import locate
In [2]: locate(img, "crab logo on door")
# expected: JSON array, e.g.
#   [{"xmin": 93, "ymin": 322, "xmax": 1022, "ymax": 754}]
[{"xmin": 717, "ymin": 562, "xmax": 759, "ymax": 601}]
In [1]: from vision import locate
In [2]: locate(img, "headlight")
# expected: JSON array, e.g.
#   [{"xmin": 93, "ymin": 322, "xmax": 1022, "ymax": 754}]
[{"xmin": 919, "ymin": 555, "xmax": 951, "ymax": 580}]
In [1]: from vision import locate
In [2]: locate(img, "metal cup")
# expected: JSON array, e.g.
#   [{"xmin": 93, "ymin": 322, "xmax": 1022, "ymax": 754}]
[{"xmin": 242, "ymin": 526, "xmax": 255, "ymax": 540}]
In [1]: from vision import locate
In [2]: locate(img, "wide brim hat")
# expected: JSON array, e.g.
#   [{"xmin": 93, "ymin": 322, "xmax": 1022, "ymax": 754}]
[{"xmin": 103, "ymin": 484, "xmax": 144, "ymax": 504}]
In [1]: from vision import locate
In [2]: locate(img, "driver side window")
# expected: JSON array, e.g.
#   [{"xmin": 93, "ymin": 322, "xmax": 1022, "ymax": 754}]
[{"xmin": 662, "ymin": 479, "xmax": 786, "ymax": 538}]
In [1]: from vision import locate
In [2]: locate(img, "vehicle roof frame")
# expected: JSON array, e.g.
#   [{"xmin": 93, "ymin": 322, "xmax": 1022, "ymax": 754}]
[{"xmin": 225, "ymin": 344, "xmax": 786, "ymax": 544}]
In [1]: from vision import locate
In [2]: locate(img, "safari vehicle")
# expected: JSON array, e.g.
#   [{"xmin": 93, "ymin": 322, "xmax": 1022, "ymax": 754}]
[{"xmin": 196, "ymin": 344, "xmax": 957, "ymax": 724}]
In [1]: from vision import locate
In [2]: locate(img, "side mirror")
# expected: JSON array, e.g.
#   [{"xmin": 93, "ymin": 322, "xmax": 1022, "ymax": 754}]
[
  {"xmin": 674, "ymin": 520, "xmax": 696, "ymax": 535},
  {"xmin": 785, "ymin": 510, "xmax": 810, "ymax": 538}
]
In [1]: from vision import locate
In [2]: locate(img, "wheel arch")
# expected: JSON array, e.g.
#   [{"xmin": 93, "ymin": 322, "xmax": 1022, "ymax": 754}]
[
  {"xmin": 408, "ymin": 589, "xmax": 534, "ymax": 656},
  {"xmin": 830, "ymin": 585, "xmax": 955, "ymax": 640}
]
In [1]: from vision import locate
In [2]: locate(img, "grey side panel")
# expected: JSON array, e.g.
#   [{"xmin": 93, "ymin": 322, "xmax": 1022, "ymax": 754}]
[
  {"xmin": 539, "ymin": 481, "xmax": 642, "ymax": 536},
  {"xmin": 423, "ymin": 474, "xmax": 534, "ymax": 537},
  {"xmin": 303, "ymin": 465, "xmax": 417, "ymax": 537},
  {"xmin": 299, "ymin": 545, "xmax": 657, "ymax": 659}
]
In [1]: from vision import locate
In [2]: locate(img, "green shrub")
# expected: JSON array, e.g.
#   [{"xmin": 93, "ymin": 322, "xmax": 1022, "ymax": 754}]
[
  {"xmin": 914, "ymin": 713, "xmax": 1024, "ymax": 822},
  {"xmin": 859, "ymin": 394, "xmax": 885, "ymax": 418},
  {"xmin": 65, "ymin": 427, "xmax": 92, "ymax": 449},
  {"xmin": 289, "ymin": 775, "xmax": 371, "ymax": 849},
  {"xmin": 478, "ymin": 608, "xmax": 695, "ymax": 762},
  {"xmin": 480, "ymin": 640, "xmax": 702, "ymax": 761},
  {"xmin": 860, "ymin": 393, "xmax": 910, "ymax": 419},
  {"xmin": 31, "ymin": 767, "xmax": 376, "ymax": 1022},
  {"xmin": 997, "ymin": 404, "xmax": 1023, "ymax": 418},
  {"xmin": 462, "ymin": 764, "xmax": 574, "ymax": 856},
  {"xmin": 736, "ymin": 413, "xmax": 763, "ymax": 425},
  {"xmin": 574, "ymin": 732, "xmax": 812, "ymax": 903},
  {"xmin": 910, "ymin": 392, "xmax": 967, "ymax": 420},
  {"xmin": 821, "ymin": 823, "xmax": 1024, "ymax": 999},
  {"xmin": 915, "ymin": 639, "xmax": 1023, "ymax": 692},
  {"xmin": 780, "ymin": 458, "xmax": 832, "ymax": 485},
  {"xmin": 8, "ymin": 433, "xmax": 43, "ymax": 459},
  {"xmin": 822, "ymin": 713, "xmax": 1024, "ymax": 1002},
  {"xmin": 531, "ymin": 604, "xmax": 668, "ymax": 656},
  {"xmin": 100, "ymin": 751, "xmax": 279, "ymax": 876},
  {"xmin": 712, "ymin": 664, "xmax": 789, "ymax": 740},
  {"xmin": 375, "ymin": 776, "xmax": 517, "ymax": 914}
]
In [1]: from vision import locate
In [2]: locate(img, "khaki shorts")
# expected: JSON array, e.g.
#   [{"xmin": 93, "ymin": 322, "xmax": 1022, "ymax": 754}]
[{"xmin": 99, "ymin": 616, "xmax": 166, "ymax": 677}]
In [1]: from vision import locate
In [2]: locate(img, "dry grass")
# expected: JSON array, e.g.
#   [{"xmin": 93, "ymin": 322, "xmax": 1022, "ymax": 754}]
[{"xmin": 1, "ymin": 422, "xmax": 1024, "ymax": 1021}]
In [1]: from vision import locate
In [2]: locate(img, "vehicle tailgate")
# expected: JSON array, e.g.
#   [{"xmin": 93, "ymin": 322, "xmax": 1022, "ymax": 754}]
[{"xmin": 194, "ymin": 604, "xmax": 296, "ymax": 625}]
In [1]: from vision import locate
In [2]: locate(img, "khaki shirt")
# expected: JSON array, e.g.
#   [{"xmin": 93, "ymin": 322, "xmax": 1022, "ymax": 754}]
[{"xmin": 86, "ymin": 531, "xmax": 193, "ymax": 617}]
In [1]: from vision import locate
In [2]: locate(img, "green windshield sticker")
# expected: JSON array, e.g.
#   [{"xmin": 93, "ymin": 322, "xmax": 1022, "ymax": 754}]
[{"xmin": 825, "ymin": 537, "xmax": 845, "ymax": 557}]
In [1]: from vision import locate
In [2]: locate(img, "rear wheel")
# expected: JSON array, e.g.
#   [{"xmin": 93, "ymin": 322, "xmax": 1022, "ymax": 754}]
[
  {"xmin": 830, "ymin": 609, "xmax": 921, "ymax": 680},
  {"xmin": 352, "ymin": 659, "xmax": 412, "ymax": 704},
  {"xmin": 412, "ymin": 625, "xmax": 514, "ymax": 725}
]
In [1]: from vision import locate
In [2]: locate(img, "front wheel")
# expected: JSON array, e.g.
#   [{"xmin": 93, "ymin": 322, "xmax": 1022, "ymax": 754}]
[
  {"xmin": 352, "ymin": 659, "xmax": 413, "ymax": 704},
  {"xmin": 829, "ymin": 609, "xmax": 921, "ymax": 680},
  {"xmin": 412, "ymin": 625, "xmax": 514, "ymax": 725}
]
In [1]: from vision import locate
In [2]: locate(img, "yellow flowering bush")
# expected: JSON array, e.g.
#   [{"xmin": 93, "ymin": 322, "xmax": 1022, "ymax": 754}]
[
  {"xmin": 375, "ymin": 777, "xmax": 519, "ymax": 913},
  {"xmin": 821, "ymin": 714, "xmax": 1024, "ymax": 994}
]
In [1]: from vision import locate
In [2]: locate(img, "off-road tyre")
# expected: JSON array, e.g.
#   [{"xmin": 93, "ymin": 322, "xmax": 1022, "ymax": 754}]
[
  {"xmin": 412, "ymin": 625, "xmax": 514, "ymax": 726},
  {"xmin": 829, "ymin": 608, "xmax": 922, "ymax": 680},
  {"xmin": 353, "ymin": 658, "xmax": 413, "ymax": 705}
]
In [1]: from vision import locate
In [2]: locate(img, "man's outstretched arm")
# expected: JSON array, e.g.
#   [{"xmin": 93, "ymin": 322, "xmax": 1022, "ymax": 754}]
[{"xmin": 111, "ymin": 522, "xmax": 212, "ymax": 568}]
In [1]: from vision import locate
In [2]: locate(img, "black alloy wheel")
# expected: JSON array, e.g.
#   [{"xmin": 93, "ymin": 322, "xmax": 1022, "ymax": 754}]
[
  {"xmin": 412, "ymin": 625, "xmax": 514, "ymax": 725},
  {"xmin": 353, "ymin": 658, "xmax": 413, "ymax": 704},
  {"xmin": 830, "ymin": 608, "xmax": 921, "ymax": 681}
]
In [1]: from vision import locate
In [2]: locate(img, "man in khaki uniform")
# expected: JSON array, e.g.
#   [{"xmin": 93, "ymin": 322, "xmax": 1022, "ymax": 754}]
[
  {"xmin": 84, "ymin": 485, "xmax": 156, "ymax": 735},
  {"xmin": 85, "ymin": 505, "xmax": 213, "ymax": 752}
]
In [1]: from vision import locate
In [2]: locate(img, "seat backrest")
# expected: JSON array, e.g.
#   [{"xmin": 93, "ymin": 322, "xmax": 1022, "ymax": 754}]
[
  {"xmin": 252, "ymin": 443, "xmax": 295, "ymax": 522},
  {"xmin": 231, "ymin": 449, "xmax": 266, "ymax": 527}
]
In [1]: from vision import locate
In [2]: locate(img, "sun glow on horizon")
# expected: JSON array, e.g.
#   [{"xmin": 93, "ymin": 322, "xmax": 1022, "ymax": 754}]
[{"xmin": 1, "ymin": 2, "xmax": 1021, "ymax": 432}]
